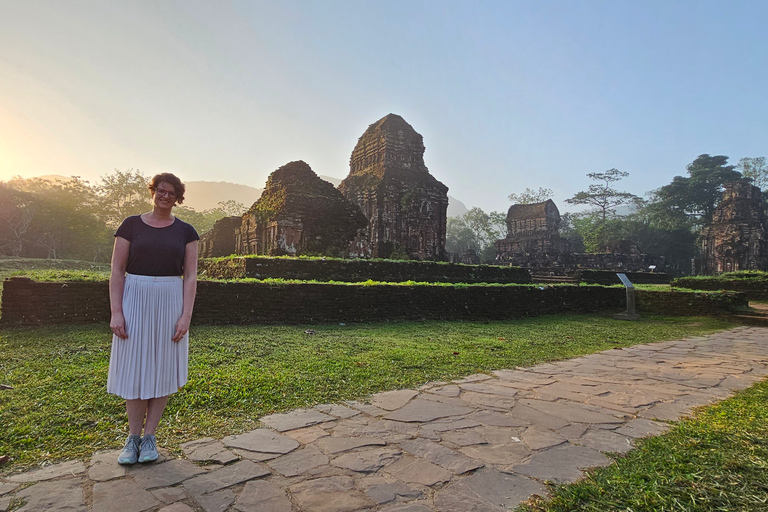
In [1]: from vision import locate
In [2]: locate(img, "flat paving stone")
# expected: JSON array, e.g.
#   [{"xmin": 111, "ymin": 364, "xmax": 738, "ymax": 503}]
[
  {"xmin": 399, "ymin": 438, "xmax": 483, "ymax": 474},
  {"xmin": 131, "ymin": 458, "xmax": 206, "ymax": 490},
  {"xmin": 364, "ymin": 481, "xmax": 423, "ymax": 504},
  {"xmin": 266, "ymin": 445, "xmax": 329, "ymax": 477},
  {"xmin": 434, "ymin": 467, "xmax": 547, "ymax": 512},
  {"xmin": 222, "ymin": 429, "xmax": 299, "ymax": 454},
  {"xmin": 519, "ymin": 399, "xmax": 625, "ymax": 424},
  {"xmin": 460, "ymin": 391, "xmax": 517, "ymax": 410},
  {"xmin": 259, "ymin": 408, "xmax": 334, "ymax": 432},
  {"xmin": 151, "ymin": 486, "xmax": 188, "ymax": 504},
  {"xmin": 8, "ymin": 460, "xmax": 85, "ymax": 483},
  {"xmin": 92, "ymin": 479, "xmax": 159, "ymax": 512},
  {"xmin": 459, "ymin": 442, "xmax": 531, "ymax": 466},
  {"xmin": 440, "ymin": 429, "xmax": 488, "ymax": 447},
  {"xmin": 331, "ymin": 447, "xmax": 402, "ymax": 473},
  {"xmin": 234, "ymin": 480, "xmax": 292, "ymax": 512},
  {"xmin": 290, "ymin": 475, "xmax": 377, "ymax": 512},
  {"xmin": 383, "ymin": 454, "xmax": 453, "ymax": 486},
  {"xmin": 426, "ymin": 384, "xmax": 461, "ymax": 397},
  {"xmin": 371, "ymin": 389, "xmax": 420, "ymax": 410},
  {"xmin": 315, "ymin": 403, "xmax": 360, "ymax": 419},
  {"xmin": 453, "ymin": 373, "xmax": 493, "ymax": 384},
  {"xmin": 316, "ymin": 436, "xmax": 387, "ymax": 454},
  {"xmin": 344, "ymin": 400, "xmax": 389, "ymax": 417},
  {"xmin": 183, "ymin": 460, "xmax": 270, "ymax": 496},
  {"xmin": 459, "ymin": 382, "xmax": 519, "ymax": 397},
  {"xmin": 0, "ymin": 482, "xmax": 18, "ymax": 496},
  {"xmin": 614, "ymin": 418, "xmax": 670, "ymax": 438},
  {"xmin": 283, "ymin": 425, "xmax": 330, "ymax": 444},
  {"xmin": 158, "ymin": 504, "xmax": 195, "ymax": 512},
  {"xmin": 508, "ymin": 404, "xmax": 569, "ymax": 430},
  {"xmin": 521, "ymin": 425, "xmax": 567, "ymax": 451},
  {"xmin": 380, "ymin": 504, "xmax": 434, "ymax": 512},
  {"xmin": 384, "ymin": 398, "xmax": 474, "ymax": 422},
  {"xmin": 88, "ymin": 450, "xmax": 126, "ymax": 482},
  {"xmin": 0, "ymin": 496, "xmax": 10, "ymax": 512},
  {"xmin": 15, "ymin": 478, "xmax": 85, "ymax": 512},
  {"xmin": 193, "ymin": 489, "xmax": 235, "ymax": 512},
  {"xmin": 511, "ymin": 443, "xmax": 612, "ymax": 483},
  {"xmin": 180, "ymin": 438, "xmax": 238, "ymax": 464},
  {"xmin": 469, "ymin": 410, "xmax": 529, "ymax": 427}
]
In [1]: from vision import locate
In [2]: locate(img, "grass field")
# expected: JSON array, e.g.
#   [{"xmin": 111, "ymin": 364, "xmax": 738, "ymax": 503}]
[
  {"xmin": 518, "ymin": 378, "xmax": 768, "ymax": 512},
  {"xmin": 0, "ymin": 314, "xmax": 738, "ymax": 475}
]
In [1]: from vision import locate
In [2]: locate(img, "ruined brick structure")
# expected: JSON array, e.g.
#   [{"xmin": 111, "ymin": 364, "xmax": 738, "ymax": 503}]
[
  {"xmin": 494, "ymin": 200, "xmax": 570, "ymax": 269},
  {"xmin": 199, "ymin": 161, "xmax": 368, "ymax": 258},
  {"xmin": 339, "ymin": 114, "xmax": 449, "ymax": 260},
  {"xmin": 700, "ymin": 181, "xmax": 768, "ymax": 273},
  {"xmin": 198, "ymin": 216, "xmax": 241, "ymax": 258},
  {"xmin": 495, "ymin": 199, "xmax": 661, "ymax": 272}
]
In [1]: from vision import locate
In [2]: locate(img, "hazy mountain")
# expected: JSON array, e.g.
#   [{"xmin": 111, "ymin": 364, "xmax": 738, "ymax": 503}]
[
  {"xmin": 320, "ymin": 175, "xmax": 470, "ymax": 218},
  {"xmin": 184, "ymin": 181, "xmax": 262, "ymax": 211}
]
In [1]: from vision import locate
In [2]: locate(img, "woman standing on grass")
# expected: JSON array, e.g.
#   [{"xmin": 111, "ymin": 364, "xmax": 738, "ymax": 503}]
[{"xmin": 107, "ymin": 173, "xmax": 199, "ymax": 465}]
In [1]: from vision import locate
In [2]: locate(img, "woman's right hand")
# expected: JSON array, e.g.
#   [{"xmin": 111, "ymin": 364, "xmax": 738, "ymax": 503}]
[{"xmin": 110, "ymin": 312, "xmax": 128, "ymax": 339}]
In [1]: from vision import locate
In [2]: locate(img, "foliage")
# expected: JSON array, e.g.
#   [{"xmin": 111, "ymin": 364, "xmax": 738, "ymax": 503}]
[
  {"xmin": 95, "ymin": 169, "xmax": 153, "ymax": 229},
  {"xmin": 651, "ymin": 154, "xmax": 743, "ymax": 225},
  {"xmin": 0, "ymin": 315, "xmax": 736, "ymax": 473},
  {"xmin": 519, "ymin": 379, "xmax": 768, "ymax": 512},
  {"xmin": 737, "ymin": 156, "xmax": 768, "ymax": 191},
  {"xmin": 508, "ymin": 187, "xmax": 553, "ymax": 205},
  {"xmin": 446, "ymin": 207, "xmax": 507, "ymax": 261},
  {"xmin": 0, "ymin": 172, "xmax": 243, "ymax": 260},
  {"xmin": 565, "ymin": 169, "xmax": 639, "ymax": 222}
]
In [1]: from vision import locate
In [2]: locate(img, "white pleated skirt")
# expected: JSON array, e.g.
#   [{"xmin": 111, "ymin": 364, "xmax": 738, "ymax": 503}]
[{"xmin": 107, "ymin": 274, "xmax": 188, "ymax": 400}]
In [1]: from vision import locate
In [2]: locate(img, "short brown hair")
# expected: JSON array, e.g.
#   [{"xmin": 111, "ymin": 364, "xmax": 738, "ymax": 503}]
[{"xmin": 149, "ymin": 173, "xmax": 186, "ymax": 204}]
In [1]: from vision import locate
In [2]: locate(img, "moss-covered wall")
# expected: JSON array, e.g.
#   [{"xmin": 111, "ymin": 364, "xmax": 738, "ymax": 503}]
[
  {"xmin": 199, "ymin": 257, "xmax": 532, "ymax": 284},
  {"xmin": 1, "ymin": 277, "xmax": 745, "ymax": 327}
]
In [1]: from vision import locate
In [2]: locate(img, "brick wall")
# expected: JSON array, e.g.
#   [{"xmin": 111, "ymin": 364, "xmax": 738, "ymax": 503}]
[
  {"xmin": 672, "ymin": 277, "xmax": 768, "ymax": 300},
  {"xmin": 1, "ymin": 277, "xmax": 745, "ymax": 327}
]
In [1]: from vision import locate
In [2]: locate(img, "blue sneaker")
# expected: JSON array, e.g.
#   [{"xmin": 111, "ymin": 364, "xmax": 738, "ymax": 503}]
[
  {"xmin": 138, "ymin": 434, "xmax": 159, "ymax": 463},
  {"xmin": 117, "ymin": 434, "xmax": 141, "ymax": 465}
]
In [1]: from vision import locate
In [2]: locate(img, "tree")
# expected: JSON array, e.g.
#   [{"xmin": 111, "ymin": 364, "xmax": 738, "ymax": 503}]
[
  {"xmin": 96, "ymin": 169, "xmax": 152, "ymax": 228},
  {"xmin": 652, "ymin": 154, "xmax": 743, "ymax": 225},
  {"xmin": 507, "ymin": 187, "xmax": 553, "ymax": 205},
  {"xmin": 446, "ymin": 207, "xmax": 505, "ymax": 262},
  {"xmin": 565, "ymin": 169, "xmax": 638, "ymax": 221},
  {"xmin": 737, "ymin": 157, "xmax": 768, "ymax": 190}
]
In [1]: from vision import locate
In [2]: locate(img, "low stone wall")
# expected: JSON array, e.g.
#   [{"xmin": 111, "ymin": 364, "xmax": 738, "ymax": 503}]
[
  {"xmin": 575, "ymin": 270, "xmax": 671, "ymax": 285},
  {"xmin": 672, "ymin": 277, "xmax": 768, "ymax": 301},
  {"xmin": 0, "ymin": 277, "xmax": 745, "ymax": 327},
  {"xmin": 199, "ymin": 257, "xmax": 533, "ymax": 284}
]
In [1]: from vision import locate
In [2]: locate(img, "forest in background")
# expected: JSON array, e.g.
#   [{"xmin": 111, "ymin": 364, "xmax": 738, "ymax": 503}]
[
  {"xmin": 0, "ymin": 171, "xmax": 245, "ymax": 262},
  {"xmin": 446, "ymin": 155, "xmax": 767, "ymax": 275},
  {"xmin": 1, "ymin": 154, "xmax": 766, "ymax": 275}
]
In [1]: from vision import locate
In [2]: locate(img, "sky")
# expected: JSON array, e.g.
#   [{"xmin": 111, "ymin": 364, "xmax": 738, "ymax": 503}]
[{"xmin": 1, "ymin": 0, "xmax": 766, "ymax": 214}]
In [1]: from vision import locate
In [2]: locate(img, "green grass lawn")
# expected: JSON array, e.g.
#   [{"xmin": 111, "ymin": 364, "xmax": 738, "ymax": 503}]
[
  {"xmin": 517, "ymin": 378, "xmax": 768, "ymax": 512},
  {"xmin": 0, "ymin": 314, "xmax": 737, "ymax": 475}
]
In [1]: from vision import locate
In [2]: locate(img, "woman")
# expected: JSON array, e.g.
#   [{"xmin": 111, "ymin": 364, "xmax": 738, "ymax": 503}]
[{"xmin": 107, "ymin": 173, "xmax": 199, "ymax": 464}]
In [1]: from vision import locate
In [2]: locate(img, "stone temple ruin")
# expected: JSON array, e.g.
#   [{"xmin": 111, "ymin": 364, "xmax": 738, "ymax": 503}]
[
  {"xmin": 199, "ymin": 114, "xmax": 449, "ymax": 259},
  {"xmin": 699, "ymin": 180, "xmax": 768, "ymax": 273},
  {"xmin": 340, "ymin": 114, "xmax": 449, "ymax": 259},
  {"xmin": 494, "ymin": 199, "xmax": 661, "ymax": 272}
]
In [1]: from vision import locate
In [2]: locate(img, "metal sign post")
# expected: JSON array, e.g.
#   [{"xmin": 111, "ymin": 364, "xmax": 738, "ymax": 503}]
[{"xmin": 614, "ymin": 273, "xmax": 639, "ymax": 321}]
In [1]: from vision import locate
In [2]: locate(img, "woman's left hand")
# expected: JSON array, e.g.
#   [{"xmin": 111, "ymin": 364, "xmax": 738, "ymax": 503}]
[{"xmin": 173, "ymin": 316, "xmax": 191, "ymax": 342}]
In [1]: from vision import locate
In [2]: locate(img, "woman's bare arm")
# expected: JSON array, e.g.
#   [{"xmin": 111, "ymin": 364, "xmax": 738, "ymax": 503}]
[
  {"xmin": 109, "ymin": 237, "xmax": 130, "ymax": 339},
  {"xmin": 173, "ymin": 240, "xmax": 198, "ymax": 342}
]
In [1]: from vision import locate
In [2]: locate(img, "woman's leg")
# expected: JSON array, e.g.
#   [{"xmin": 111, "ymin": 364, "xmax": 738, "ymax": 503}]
[
  {"xmin": 143, "ymin": 396, "xmax": 169, "ymax": 436},
  {"xmin": 126, "ymin": 399, "xmax": 148, "ymax": 435}
]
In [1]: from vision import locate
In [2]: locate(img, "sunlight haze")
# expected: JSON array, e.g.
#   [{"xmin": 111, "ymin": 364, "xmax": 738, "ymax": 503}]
[{"xmin": 1, "ymin": 0, "xmax": 765, "ymax": 212}]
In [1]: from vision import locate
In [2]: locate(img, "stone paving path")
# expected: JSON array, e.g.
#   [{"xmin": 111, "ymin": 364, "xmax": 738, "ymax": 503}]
[{"xmin": 2, "ymin": 326, "xmax": 768, "ymax": 512}]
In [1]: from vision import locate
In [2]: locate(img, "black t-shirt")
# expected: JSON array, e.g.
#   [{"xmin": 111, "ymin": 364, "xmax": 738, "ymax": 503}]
[{"xmin": 115, "ymin": 215, "xmax": 200, "ymax": 276}]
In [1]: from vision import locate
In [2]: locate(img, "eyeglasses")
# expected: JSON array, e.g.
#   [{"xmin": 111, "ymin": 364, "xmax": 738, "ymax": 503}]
[{"xmin": 154, "ymin": 189, "xmax": 177, "ymax": 199}]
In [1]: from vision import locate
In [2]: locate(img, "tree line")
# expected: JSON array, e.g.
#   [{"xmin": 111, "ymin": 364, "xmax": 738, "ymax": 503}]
[
  {"xmin": 0, "ymin": 170, "xmax": 245, "ymax": 261},
  {"xmin": 446, "ymin": 155, "xmax": 768, "ymax": 274}
]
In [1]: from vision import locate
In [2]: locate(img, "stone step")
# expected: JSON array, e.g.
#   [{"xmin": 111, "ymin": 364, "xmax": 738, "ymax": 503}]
[{"xmin": 531, "ymin": 275, "xmax": 579, "ymax": 284}]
